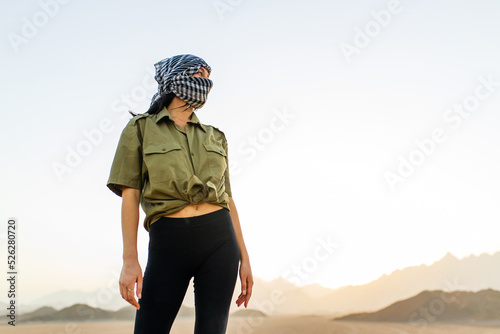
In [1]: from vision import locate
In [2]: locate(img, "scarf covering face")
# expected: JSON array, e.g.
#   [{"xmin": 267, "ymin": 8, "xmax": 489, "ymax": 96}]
[{"xmin": 150, "ymin": 54, "xmax": 213, "ymax": 110}]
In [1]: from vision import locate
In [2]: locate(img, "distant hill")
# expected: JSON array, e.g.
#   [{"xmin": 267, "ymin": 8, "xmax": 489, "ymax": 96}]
[
  {"xmin": 335, "ymin": 289, "xmax": 500, "ymax": 324},
  {"xmin": 20, "ymin": 303, "xmax": 195, "ymax": 323},
  {"xmin": 21, "ymin": 306, "xmax": 58, "ymax": 321},
  {"xmin": 27, "ymin": 289, "xmax": 93, "ymax": 312}
]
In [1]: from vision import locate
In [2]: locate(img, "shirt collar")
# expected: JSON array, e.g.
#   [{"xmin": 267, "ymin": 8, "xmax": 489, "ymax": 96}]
[{"xmin": 155, "ymin": 106, "xmax": 207, "ymax": 132}]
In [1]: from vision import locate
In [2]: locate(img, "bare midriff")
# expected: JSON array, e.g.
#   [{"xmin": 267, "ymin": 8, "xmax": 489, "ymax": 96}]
[{"xmin": 163, "ymin": 202, "xmax": 224, "ymax": 218}]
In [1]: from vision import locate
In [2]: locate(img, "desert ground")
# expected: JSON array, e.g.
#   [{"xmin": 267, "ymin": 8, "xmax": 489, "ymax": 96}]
[{"xmin": 2, "ymin": 316, "xmax": 500, "ymax": 334}]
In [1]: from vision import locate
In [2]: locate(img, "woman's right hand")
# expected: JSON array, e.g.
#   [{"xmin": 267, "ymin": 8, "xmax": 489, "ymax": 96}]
[{"xmin": 119, "ymin": 259, "xmax": 143, "ymax": 310}]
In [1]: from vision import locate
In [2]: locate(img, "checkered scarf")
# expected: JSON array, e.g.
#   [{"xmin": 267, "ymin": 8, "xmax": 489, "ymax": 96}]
[{"xmin": 150, "ymin": 54, "xmax": 213, "ymax": 110}]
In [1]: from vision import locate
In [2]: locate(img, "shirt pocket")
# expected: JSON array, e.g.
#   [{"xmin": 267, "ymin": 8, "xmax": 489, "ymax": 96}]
[
  {"xmin": 143, "ymin": 143, "xmax": 188, "ymax": 182},
  {"xmin": 203, "ymin": 142, "xmax": 227, "ymax": 180}
]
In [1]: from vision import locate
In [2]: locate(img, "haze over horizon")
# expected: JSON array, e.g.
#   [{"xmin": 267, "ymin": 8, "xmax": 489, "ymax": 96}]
[{"xmin": 1, "ymin": 0, "xmax": 500, "ymax": 304}]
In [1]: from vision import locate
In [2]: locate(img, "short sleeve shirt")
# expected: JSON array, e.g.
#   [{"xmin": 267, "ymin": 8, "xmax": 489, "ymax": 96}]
[{"xmin": 106, "ymin": 106, "xmax": 232, "ymax": 232}]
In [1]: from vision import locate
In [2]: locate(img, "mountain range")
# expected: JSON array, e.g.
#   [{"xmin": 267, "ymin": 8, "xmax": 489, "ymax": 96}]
[
  {"xmin": 5, "ymin": 250, "xmax": 500, "ymax": 316},
  {"xmin": 20, "ymin": 304, "xmax": 267, "ymax": 323},
  {"xmin": 246, "ymin": 250, "xmax": 500, "ymax": 315},
  {"xmin": 18, "ymin": 289, "xmax": 500, "ymax": 324},
  {"xmin": 335, "ymin": 289, "xmax": 500, "ymax": 325}
]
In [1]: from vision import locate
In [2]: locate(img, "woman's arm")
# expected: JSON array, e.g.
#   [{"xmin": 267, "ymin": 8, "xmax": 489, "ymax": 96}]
[
  {"xmin": 228, "ymin": 197, "xmax": 254, "ymax": 308},
  {"xmin": 119, "ymin": 186, "xmax": 143, "ymax": 310}
]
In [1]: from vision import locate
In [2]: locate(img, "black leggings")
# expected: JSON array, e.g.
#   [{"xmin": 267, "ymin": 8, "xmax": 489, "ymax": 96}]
[{"xmin": 133, "ymin": 207, "xmax": 240, "ymax": 334}]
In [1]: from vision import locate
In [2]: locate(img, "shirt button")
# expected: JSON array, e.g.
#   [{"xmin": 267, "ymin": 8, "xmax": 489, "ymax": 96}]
[
  {"xmin": 162, "ymin": 148, "xmax": 166, "ymax": 151},
  {"xmin": 191, "ymin": 153, "xmax": 194, "ymax": 156}
]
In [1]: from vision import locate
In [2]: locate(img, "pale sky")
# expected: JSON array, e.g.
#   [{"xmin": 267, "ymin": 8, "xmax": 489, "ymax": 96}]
[{"xmin": 1, "ymin": 0, "xmax": 500, "ymax": 304}]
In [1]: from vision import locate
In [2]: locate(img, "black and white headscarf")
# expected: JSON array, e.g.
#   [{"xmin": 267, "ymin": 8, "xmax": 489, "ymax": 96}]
[{"xmin": 150, "ymin": 54, "xmax": 213, "ymax": 110}]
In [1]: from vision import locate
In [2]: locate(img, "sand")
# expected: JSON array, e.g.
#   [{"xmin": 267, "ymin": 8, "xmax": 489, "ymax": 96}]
[{"xmin": 1, "ymin": 316, "xmax": 500, "ymax": 334}]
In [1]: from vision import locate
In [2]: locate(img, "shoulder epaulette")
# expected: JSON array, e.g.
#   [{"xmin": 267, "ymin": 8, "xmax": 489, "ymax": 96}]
[
  {"xmin": 130, "ymin": 112, "xmax": 149, "ymax": 125},
  {"xmin": 211, "ymin": 125, "xmax": 226, "ymax": 135}
]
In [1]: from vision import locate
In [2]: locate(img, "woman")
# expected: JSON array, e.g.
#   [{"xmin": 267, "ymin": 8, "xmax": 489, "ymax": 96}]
[{"xmin": 106, "ymin": 54, "xmax": 253, "ymax": 333}]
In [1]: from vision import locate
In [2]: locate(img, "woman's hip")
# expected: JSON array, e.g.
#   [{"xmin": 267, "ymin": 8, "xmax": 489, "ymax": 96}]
[{"xmin": 148, "ymin": 207, "xmax": 237, "ymax": 254}]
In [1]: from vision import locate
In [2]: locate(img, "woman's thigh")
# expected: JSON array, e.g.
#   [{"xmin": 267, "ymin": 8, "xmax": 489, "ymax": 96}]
[
  {"xmin": 133, "ymin": 225, "xmax": 194, "ymax": 333},
  {"xmin": 192, "ymin": 211, "xmax": 241, "ymax": 333}
]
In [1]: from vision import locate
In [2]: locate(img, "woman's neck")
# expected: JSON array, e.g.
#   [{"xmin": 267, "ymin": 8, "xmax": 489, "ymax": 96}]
[{"xmin": 167, "ymin": 97, "xmax": 194, "ymax": 123}]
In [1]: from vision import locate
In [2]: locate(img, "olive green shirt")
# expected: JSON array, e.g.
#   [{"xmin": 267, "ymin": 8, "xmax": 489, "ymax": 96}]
[{"xmin": 107, "ymin": 106, "xmax": 232, "ymax": 232}]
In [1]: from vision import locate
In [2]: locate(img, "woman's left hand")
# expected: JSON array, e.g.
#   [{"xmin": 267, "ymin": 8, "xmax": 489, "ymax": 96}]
[{"xmin": 236, "ymin": 259, "xmax": 253, "ymax": 308}]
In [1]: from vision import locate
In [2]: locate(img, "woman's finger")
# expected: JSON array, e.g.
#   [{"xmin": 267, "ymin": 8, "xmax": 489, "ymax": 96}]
[
  {"xmin": 127, "ymin": 286, "xmax": 140, "ymax": 310},
  {"xmin": 244, "ymin": 278, "xmax": 253, "ymax": 307},
  {"xmin": 236, "ymin": 293, "xmax": 246, "ymax": 306},
  {"xmin": 137, "ymin": 275, "xmax": 143, "ymax": 300},
  {"xmin": 241, "ymin": 275, "xmax": 247, "ymax": 296},
  {"xmin": 246, "ymin": 280, "xmax": 253, "ymax": 298}
]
